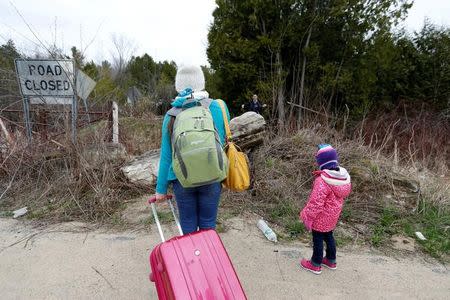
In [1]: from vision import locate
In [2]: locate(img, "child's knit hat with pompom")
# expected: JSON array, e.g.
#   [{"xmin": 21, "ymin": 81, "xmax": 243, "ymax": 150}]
[{"xmin": 316, "ymin": 144, "xmax": 339, "ymax": 170}]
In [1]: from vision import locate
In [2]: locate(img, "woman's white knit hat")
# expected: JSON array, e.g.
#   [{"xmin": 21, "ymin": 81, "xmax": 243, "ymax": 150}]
[{"xmin": 175, "ymin": 65, "xmax": 205, "ymax": 92}]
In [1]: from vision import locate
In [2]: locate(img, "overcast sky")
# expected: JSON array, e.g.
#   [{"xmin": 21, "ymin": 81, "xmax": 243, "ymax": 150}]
[{"xmin": 1, "ymin": 0, "xmax": 450, "ymax": 66}]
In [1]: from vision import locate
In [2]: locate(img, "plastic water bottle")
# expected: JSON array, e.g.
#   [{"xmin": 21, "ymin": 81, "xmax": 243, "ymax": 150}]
[{"xmin": 257, "ymin": 219, "xmax": 277, "ymax": 243}]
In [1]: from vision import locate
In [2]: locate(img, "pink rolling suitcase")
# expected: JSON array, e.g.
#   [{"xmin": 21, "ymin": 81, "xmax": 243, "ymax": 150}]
[{"xmin": 148, "ymin": 196, "xmax": 247, "ymax": 300}]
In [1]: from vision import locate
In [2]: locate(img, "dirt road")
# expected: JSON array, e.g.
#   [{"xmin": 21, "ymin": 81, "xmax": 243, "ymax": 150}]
[{"xmin": 0, "ymin": 217, "xmax": 448, "ymax": 299}]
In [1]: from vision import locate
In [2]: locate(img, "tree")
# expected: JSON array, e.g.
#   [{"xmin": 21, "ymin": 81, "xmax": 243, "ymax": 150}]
[
  {"xmin": 127, "ymin": 54, "xmax": 157, "ymax": 93},
  {"xmin": 90, "ymin": 60, "xmax": 123, "ymax": 104},
  {"xmin": 159, "ymin": 60, "xmax": 177, "ymax": 84},
  {"xmin": 207, "ymin": 0, "xmax": 413, "ymax": 123},
  {"xmin": 110, "ymin": 34, "xmax": 136, "ymax": 82},
  {"xmin": 0, "ymin": 40, "xmax": 21, "ymax": 105},
  {"xmin": 83, "ymin": 61, "xmax": 99, "ymax": 80},
  {"xmin": 0, "ymin": 39, "xmax": 20, "ymax": 70},
  {"xmin": 413, "ymin": 22, "xmax": 450, "ymax": 109},
  {"xmin": 126, "ymin": 54, "xmax": 177, "ymax": 101},
  {"xmin": 202, "ymin": 66, "xmax": 222, "ymax": 99},
  {"xmin": 156, "ymin": 60, "xmax": 177, "ymax": 100},
  {"xmin": 71, "ymin": 46, "xmax": 85, "ymax": 69}
]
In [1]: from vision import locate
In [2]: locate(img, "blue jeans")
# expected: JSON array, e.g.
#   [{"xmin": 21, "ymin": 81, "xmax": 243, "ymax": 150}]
[
  {"xmin": 172, "ymin": 180, "xmax": 222, "ymax": 234},
  {"xmin": 311, "ymin": 230, "xmax": 336, "ymax": 266}
]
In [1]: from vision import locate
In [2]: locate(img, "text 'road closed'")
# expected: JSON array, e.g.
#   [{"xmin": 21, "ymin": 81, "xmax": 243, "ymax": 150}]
[{"xmin": 15, "ymin": 59, "xmax": 75, "ymax": 97}]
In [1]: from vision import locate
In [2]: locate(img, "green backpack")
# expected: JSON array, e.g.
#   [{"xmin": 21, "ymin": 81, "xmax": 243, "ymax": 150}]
[{"xmin": 168, "ymin": 99, "xmax": 228, "ymax": 188}]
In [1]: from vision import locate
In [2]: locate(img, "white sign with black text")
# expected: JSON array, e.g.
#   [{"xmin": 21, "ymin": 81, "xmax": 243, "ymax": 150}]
[{"xmin": 15, "ymin": 59, "xmax": 75, "ymax": 98}]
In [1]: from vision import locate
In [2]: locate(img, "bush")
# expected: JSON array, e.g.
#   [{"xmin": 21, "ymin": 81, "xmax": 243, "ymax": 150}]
[
  {"xmin": 0, "ymin": 123, "xmax": 146, "ymax": 223},
  {"xmin": 223, "ymin": 125, "xmax": 449, "ymax": 260}
]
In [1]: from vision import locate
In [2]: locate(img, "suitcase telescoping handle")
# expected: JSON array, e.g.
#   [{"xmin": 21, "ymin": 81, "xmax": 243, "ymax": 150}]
[{"xmin": 148, "ymin": 195, "xmax": 183, "ymax": 242}]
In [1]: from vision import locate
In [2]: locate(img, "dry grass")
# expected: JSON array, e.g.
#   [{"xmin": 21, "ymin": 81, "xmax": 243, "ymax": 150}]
[
  {"xmin": 357, "ymin": 102, "xmax": 450, "ymax": 173},
  {"xmin": 1, "ymin": 103, "xmax": 448, "ymax": 257},
  {"xmin": 222, "ymin": 124, "xmax": 449, "ymax": 245},
  {"xmin": 0, "ymin": 121, "xmax": 147, "ymax": 223},
  {"xmin": 120, "ymin": 115, "xmax": 162, "ymax": 155}
]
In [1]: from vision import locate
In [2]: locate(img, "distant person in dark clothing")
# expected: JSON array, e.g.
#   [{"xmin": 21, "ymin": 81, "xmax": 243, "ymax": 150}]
[{"xmin": 242, "ymin": 94, "xmax": 265, "ymax": 114}]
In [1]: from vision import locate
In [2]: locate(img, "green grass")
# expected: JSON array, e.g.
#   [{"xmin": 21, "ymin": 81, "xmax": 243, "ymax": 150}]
[
  {"xmin": 216, "ymin": 223, "xmax": 226, "ymax": 233},
  {"xmin": 140, "ymin": 216, "xmax": 153, "ymax": 226},
  {"xmin": 403, "ymin": 203, "xmax": 450, "ymax": 259},
  {"xmin": 158, "ymin": 211, "xmax": 176, "ymax": 223},
  {"xmin": 270, "ymin": 200, "xmax": 297, "ymax": 220},
  {"xmin": 369, "ymin": 163, "xmax": 380, "ymax": 175},
  {"xmin": 285, "ymin": 220, "xmax": 305, "ymax": 238},
  {"xmin": 137, "ymin": 210, "xmax": 174, "ymax": 226},
  {"xmin": 335, "ymin": 234, "xmax": 353, "ymax": 247},
  {"xmin": 340, "ymin": 205, "xmax": 353, "ymax": 222},
  {"xmin": 215, "ymin": 208, "xmax": 239, "ymax": 234},
  {"xmin": 0, "ymin": 211, "xmax": 13, "ymax": 217},
  {"xmin": 265, "ymin": 158, "xmax": 275, "ymax": 168},
  {"xmin": 26, "ymin": 205, "xmax": 54, "ymax": 220},
  {"xmin": 370, "ymin": 202, "xmax": 450, "ymax": 260},
  {"xmin": 371, "ymin": 207, "xmax": 400, "ymax": 246},
  {"xmin": 268, "ymin": 200, "xmax": 305, "ymax": 240}
]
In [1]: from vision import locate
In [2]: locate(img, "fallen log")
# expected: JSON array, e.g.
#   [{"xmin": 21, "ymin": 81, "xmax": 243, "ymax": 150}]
[
  {"xmin": 121, "ymin": 149, "xmax": 160, "ymax": 186},
  {"xmin": 229, "ymin": 112, "xmax": 266, "ymax": 150}
]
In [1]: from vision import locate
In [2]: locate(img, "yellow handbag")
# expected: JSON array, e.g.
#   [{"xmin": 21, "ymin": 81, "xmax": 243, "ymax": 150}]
[{"xmin": 216, "ymin": 99, "xmax": 250, "ymax": 191}]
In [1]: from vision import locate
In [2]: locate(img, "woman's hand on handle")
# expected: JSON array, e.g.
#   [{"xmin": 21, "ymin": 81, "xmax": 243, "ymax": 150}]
[
  {"xmin": 149, "ymin": 193, "xmax": 173, "ymax": 204},
  {"xmin": 155, "ymin": 193, "xmax": 167, "ymax": 203}
]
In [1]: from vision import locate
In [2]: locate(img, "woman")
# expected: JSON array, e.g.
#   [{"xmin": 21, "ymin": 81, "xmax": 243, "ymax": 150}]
[{"xmin": 154, "ymin": 65, "xmax": 230, "ymax": 234}]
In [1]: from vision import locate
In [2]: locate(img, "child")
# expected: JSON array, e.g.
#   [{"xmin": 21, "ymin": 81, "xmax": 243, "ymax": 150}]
[{"xmin": 299, "ymin": 144, "xmax": 352, "ymax": 274}]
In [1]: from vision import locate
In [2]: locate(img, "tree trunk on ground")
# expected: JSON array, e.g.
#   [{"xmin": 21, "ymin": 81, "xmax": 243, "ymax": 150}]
[{"xmin": 229, "ymin": 112, "xmax": 266, "ymax": 149}]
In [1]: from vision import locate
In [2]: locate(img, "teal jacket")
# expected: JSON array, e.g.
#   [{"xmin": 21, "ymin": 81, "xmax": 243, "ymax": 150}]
[{"xmin": 156, "ymin": 91, "xmax": 231, "ymax": 194}]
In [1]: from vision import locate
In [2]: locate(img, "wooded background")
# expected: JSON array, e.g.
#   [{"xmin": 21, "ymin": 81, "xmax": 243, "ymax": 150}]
[{"xmin": 1, "ymin": 0, "xmax": 449, "ymax": 168}]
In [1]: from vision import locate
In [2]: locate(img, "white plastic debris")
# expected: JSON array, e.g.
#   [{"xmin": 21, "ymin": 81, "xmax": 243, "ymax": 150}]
[
  {"xmin": 415, "ymin": 231, "xmax": 427, "ymax": 241},
  {"xmin": 13, "ymin": 207, "xmax": 28, "ymax": 218},
  {"xmin": 257, "ymin": 219, "xmax": 278, "ymax": 243}
]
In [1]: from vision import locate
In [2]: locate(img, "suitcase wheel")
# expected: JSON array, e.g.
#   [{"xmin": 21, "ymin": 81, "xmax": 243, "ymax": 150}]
[{"xmin": 149, "ymin": 272, "xmax": 155, "ymax": 282}]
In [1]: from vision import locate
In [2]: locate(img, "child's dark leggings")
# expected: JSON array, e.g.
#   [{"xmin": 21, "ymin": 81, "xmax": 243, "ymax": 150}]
[{"xmin": 311, "ymin": 230, "xmax": 336, "ymax": 266}]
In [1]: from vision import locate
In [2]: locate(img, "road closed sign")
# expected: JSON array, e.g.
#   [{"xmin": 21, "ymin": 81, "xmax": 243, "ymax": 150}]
[{"xmin": 15, "ymin": 59, "xmax": 75, "ymax": 97}]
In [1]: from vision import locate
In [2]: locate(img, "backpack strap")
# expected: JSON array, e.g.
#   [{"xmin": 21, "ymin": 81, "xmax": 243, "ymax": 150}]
[
  {"xmin": 216, "ymin": 99, "xmax": 232, "ymax": 142},
  {"xmin": 183, "ymin": 98, "xmax": 212, "ymax": 109},
  {"xmin": 167, "ymin": 98, "xmax": 213, "ymax": 117},
  {"xmin": 167, "ymin": 107, "xmax": 181, "ymax": 117}
]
